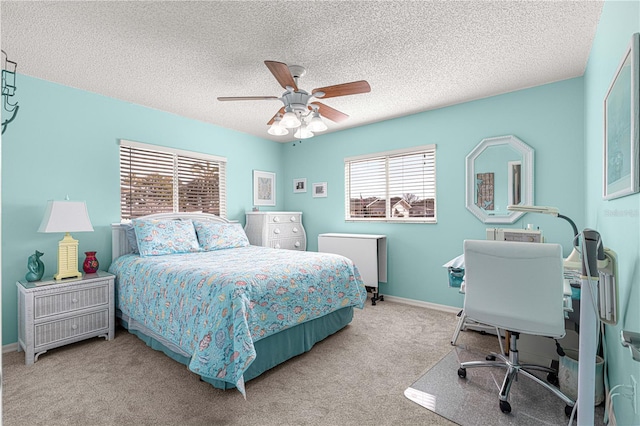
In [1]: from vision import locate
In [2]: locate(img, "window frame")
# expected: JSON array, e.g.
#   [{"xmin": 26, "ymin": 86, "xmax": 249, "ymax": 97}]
[
  {"xmin": 119, "ymin": 139, "xmax": 227, "ymax": 220},
  {"xmin": 344, "ymin": 145, "xmax": 437, "ymax": 223}
]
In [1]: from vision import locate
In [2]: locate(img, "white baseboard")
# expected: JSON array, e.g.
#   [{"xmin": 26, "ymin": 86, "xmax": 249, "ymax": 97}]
[
  {"xmin": 381, "ymin": 294, "xmax": 460, "ymax": 314},
  {"xmin": 3, "ymin": 343, "xmax": 19, "ymax": 353}
]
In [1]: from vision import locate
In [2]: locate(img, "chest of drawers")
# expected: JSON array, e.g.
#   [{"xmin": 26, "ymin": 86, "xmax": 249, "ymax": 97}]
[
  {"xmin": 17, "ymin": 271, "xmax": 115, "ymax": 365},
  {"xmin": 244, "ymin": 211, "xmax": 307, "ymax": 251}
]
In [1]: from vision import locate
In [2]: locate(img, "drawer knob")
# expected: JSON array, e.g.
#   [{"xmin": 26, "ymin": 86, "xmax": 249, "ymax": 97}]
[
  {"xmin": 274, "ymin": 228, "xmax": 280, "ymax": 234},
  {"xmin": 71, "ymin": 324, "xmax": 78, "ymax": 330},
  {"xmin": 290, "ymin": 216, "xmax": 296, "ymax": 222},
  {"xmin": 292, "ymin": 227, "xmax": 299, "ymax": 233},
  {"xmin": 72, "ymin": 298, "xmax": 78, "ymax": 304},
  {"xmin": 274, "ymin": 244, "xmax": 281, "ymax": 249},
  {"xmin": 294, "ymin": 241, "xmax": 301, "ymax": 248},
  {"xmin": 273, "ymin": 217, "xmax": 280, "ymax": 222}
]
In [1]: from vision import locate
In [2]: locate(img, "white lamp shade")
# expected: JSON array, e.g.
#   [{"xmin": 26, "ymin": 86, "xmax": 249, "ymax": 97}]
[
  {"xmin": 294, "ymin": 125, "xmax": 314, "ymax": 139},
  {"xmin": 267, "ymin": 119, "xmax": 289, "ymax": 136},
  {"xmin": 38, "ymin": 200, "xmax": 94, "ymax": 233},
  {"xmin": 280, "ymin": 111, "xmax": 301, "ymax": 128},
  {"xmin": 307, "ymin": 115, "xmax": 328, "ymax": 132}
]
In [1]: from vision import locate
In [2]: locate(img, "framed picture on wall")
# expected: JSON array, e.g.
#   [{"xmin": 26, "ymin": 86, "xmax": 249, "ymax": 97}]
[
  {"xmin": 603, "ymin": 32, "xmax": 639, "ymax": 200},
  {"xmin": 293, "ymin": 178, "xmax": 307, "ymax": 193},
  {"xmin": 313, "ymin": 182, "xmax": 327, "ymax": 198},
  {"xmin": 253, "ymin": 170, "xmax": 276, "ymax": 206}
]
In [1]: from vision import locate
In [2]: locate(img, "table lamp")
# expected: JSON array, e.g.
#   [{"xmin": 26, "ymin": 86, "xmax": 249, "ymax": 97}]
[
  {"xmin": 38, "ymin": 199, "xmax": 94, "ymax": 280},
  {"xmin": 507, "ymin": 205, "xmax": 581, "ymax": 270}
]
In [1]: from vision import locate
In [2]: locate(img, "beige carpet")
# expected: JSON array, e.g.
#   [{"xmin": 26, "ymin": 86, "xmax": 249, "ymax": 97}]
[{"xmin": 2, "ymin": 299, "xmax": 498, "ymax": 426}]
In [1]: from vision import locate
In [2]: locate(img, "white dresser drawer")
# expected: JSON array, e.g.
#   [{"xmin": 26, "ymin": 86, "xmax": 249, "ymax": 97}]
[
  {"xmin": 269, "ymin": 238, "xmax": 305, "ymax": 251},
  {"xmin": 245, "ymin": 211, "xmax": 306, "ymax": 251},
  {"xmin": 35, "ymin": 309, "xmax": 110, "ymax": 347},
  {"xmin": 268, "ymin": 214, "xmax": 301, "ymax": 224},
  {"xmin": 268, "ymin": 222, "xmax": 304, "ymax": 238},
  {"xmin": 34, "ymin": 281, "xmax": 110, "ymax": 319}
]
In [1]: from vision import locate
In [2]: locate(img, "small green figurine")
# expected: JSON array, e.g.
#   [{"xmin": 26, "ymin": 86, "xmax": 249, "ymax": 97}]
[{"xmin": 25, "ymin": 250, "xmax": 45, "ymax": 282}]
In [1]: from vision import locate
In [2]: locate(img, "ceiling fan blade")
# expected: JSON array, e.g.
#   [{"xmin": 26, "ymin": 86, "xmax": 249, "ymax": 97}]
[
  {"xmin": 217, "ymin": 96, "xmax": 279, "ymax": 101},
  {"xmin": 267, "ymin": 107, "xmax": 286, "ymax": 125},
  {"xmin": 311, "ymin": 102, "xmax": 349, "ymax": 123},
  {"xmin": 312, "ymin": 80, "xmax": 371, "ymax": 99},
  {"xmin": 264, "ymin": 61, "xmax": 298, "ymax": 91}
]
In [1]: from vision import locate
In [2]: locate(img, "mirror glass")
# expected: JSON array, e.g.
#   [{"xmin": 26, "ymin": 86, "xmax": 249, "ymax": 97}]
[{"xmin": 465, "ymin": 135, "xmax": 534, "ymax": 224}]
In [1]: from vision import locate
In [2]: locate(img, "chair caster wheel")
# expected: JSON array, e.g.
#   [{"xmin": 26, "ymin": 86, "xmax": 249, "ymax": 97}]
[
  {"xmin": 379, "ymin": 295, "xmax": 384, "ymax": 301},
  {"xmin": 486, "ymin": 354, "xmax": 496, "ymax": 361},
  {"xmin": 499, "ymin": 400, "xmax": 511, "ymax": 413},
  {"xmin": 457, "ymin": 368, "xmax": 467, "ymax": 378},
  {"xmin": 565, "ymin": 405, "xmax": 574, "ymax": 417},
  {"xmin": 547, "ymin": 372, "xmax": 559, "ymax": 386}
]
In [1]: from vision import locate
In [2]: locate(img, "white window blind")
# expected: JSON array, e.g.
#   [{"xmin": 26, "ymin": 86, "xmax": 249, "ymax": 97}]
[
  {"xmin": 345, "ymin": 145, "xmax": 436, "ymax": 223},
  {"xmin": 119, "ymin": 140, "xmax": 227, "ymax": 220}
]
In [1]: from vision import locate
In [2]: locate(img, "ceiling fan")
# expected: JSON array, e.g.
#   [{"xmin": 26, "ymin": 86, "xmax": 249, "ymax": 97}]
[{"xmin": 217, "ymin": 60, "xmax": 371, "ymax": 139}]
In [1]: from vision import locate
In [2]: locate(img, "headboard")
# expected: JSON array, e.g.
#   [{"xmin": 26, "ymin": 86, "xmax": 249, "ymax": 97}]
[{"xmin": 111, "ymin": 212, "xmax": 231, "ymax": 262}]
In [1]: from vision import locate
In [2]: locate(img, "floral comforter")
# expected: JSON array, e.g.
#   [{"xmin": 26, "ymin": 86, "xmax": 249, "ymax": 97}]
[{"xmin": 109, "ymin": 246, "xmax": 366, "ymax": 395}]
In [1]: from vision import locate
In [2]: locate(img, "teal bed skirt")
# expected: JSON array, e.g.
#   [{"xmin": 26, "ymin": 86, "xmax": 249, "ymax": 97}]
[{"xmin": 119, "ymin": 306, "xmax": 354, "ymax": 390}]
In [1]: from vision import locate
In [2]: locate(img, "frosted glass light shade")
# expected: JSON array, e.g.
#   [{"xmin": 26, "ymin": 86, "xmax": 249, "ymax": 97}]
[
  {"xmin": 267, "ymin": 118, "xmax": 288, "ymax": 136},
  {"xmin": 281, "ymin": 111, "xmax": 301, "ymax": 128},
  {"xmin": 294, "ymin": 125, "xmax": 314, "ymax": 139},
  {"xmin": 307, "ymin": 114, "xmax": 328, "ymax": 132}
]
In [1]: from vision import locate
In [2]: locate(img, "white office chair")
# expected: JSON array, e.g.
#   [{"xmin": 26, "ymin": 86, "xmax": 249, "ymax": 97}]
[{"xmin": 457, "ymin": 240, "xmax": 575, "ymax": 415}]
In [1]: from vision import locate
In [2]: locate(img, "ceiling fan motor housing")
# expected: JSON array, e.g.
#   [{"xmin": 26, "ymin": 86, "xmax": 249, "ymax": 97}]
[{"xmin": 282, "ymin": 90, "xmax": 312, "ymax": 113}]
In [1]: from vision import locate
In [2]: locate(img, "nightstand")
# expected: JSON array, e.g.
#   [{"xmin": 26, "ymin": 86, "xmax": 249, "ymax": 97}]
[{"xmin": 16, "ymin": 271, "xmax": 115, "ymax": 365}]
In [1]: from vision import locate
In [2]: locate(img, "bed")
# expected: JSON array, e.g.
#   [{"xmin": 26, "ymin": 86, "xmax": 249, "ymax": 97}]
[{"xmin": 109, "ymin": 212, "xmax": 366, "ymax": 395}]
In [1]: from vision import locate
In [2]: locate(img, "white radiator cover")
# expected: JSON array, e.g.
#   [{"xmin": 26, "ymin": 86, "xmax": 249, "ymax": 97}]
[{"xmin": 318, "ymin": 233, "xmax": 387, "ymax": 289}]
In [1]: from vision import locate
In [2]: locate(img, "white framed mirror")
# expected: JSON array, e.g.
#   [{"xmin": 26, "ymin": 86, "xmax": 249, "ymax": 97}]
[{"xmin": 465, "ymin": 135, "xmax": 534, "ymax": 224}]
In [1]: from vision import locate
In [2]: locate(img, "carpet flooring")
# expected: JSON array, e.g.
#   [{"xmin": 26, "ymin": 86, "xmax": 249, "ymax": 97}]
[{"xmin": 1, "ymin": 299, "xmax": 520, "ymax": 425}]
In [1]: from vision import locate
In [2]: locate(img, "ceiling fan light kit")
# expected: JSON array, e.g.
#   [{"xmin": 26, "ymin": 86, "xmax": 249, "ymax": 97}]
[
  {"xmin": 218, "ymin": 60, "xmax": 370, "ymax": 140},
  {"xmin": 267, "ymin": 114, "xmax": 289, "ymax": 136}
]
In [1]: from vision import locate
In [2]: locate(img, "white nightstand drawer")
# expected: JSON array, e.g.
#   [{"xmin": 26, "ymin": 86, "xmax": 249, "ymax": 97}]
[
  {"xmin": 34, "ymin": 282, "xmax": 110, "ymax": 319},
  {"xmin": 34, "ymin": 309, "xmax": 109, "ymax": 347}
]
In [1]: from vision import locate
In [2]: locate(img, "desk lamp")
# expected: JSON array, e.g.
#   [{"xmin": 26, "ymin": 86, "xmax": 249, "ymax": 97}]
[
  {"xmin": 507, "ymin": 205, "xmax": 581, "ymax": 270},
  {"xmin": 38, "ymin": 199, "xmax": 94, "ymax": 280}
]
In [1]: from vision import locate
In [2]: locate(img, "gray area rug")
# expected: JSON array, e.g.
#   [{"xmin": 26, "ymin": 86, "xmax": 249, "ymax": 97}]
[{"xmin": 405, "ymin": 346, "xmax": 606, "ymax": 426}]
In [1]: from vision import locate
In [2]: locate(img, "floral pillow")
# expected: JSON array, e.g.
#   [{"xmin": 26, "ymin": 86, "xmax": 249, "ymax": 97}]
[
  {"xmin": 193, "ymin": 221, "xmax": 250, "ymax": 251},
  {"xmin": 132, "ymin": 219, "xmax": 201, "ymax": 257}
]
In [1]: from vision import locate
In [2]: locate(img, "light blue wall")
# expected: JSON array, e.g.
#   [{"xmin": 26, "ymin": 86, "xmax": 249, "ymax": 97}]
[
  {"xmin": 1, "ymin": 75, "xmax": 285, "ymax": 345},
  {"xmin": 584, "ymin": 1, "xmax": 640, "ymax": 424},
  {"xmin": 283, "ymin": 78, "xmax": 585, "ymax": 306}
]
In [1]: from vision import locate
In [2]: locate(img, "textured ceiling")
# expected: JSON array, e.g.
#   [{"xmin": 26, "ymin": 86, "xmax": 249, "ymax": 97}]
[{"xmin": 1, "ymin": 1, "xmax": 603, "ymax": 143}]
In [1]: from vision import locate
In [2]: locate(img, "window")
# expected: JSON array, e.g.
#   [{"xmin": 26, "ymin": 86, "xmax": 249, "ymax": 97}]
[
  {"xmin": 119, "ymin": 140, "xmax": 227, "ymax": 220},
  {"xmin": 345, "ymin": 145, "xmax": 436, "ymax": 223}
]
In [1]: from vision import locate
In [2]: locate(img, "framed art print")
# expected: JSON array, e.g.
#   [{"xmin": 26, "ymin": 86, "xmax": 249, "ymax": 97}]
[
  {"xmin": 603, "ymin": 32, "xmax": 639, "ymax": 200},
  {"xmin": 293, "ymin": 178, "xmax": 307, "ymax": 193},
  {"xmin": 313, "ymin": 182, "xmax": 327, "ymax": 198},
  {"xmin": 253, "ymin": 170, "xmax": 276, "ymax": 206}
]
